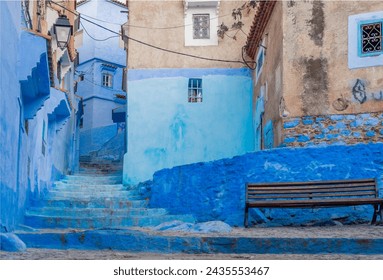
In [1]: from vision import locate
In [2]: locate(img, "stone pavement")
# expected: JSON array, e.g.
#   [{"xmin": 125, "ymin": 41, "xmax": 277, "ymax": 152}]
[
  {"xmin": 2, "ymin": 225, "xmax": 383, "ymax": 259},
  {"xmin": 1, "ymin": 249, "xmax": 383, "ymax": 260}
]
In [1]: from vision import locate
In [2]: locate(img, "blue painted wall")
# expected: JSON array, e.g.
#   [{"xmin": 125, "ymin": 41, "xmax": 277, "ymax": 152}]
[
  {"xmin": 76, "ymin": 0, "xmax": 127, "ymax": 159},
  {"xmin": 0, "ymin": 1, "xmax": 23, "ymax": 231},
  {"xmin": 147, "ymin": 143, "xmax": 383, "ymax": 226},
  {"xmin": 1, "ymin": 3, "xmax": 79, "ymax": 231},
  {"xmin": 79, "ymin": 124, "xmax": 118, "ymax": 156},
  {"xmin": 77, "ymin": 0, "xmax": 127, "ymax": 66},
  {"xmin": 123, "ymin": 68, "xmax": 254, "ymax": 185},
  {"xmin": 76, "ymin": 60, "xmax": 126, "ymax": 131}
]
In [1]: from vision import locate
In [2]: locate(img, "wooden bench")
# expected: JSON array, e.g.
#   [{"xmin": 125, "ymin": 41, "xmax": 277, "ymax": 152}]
[{"xmin": 244, "ymin": 178, "xmax": 383, "ymax": 227}]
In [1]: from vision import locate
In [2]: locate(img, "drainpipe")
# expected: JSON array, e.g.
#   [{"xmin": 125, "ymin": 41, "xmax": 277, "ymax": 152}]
[{"xmin": 121, "ymin": 14, "xmax": 129, "ymax": 155}]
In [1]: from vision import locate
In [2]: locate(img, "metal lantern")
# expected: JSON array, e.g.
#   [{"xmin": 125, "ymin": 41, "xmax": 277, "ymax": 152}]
[{"xmin": 53, "ymin": 15, "xmax": 73, "ymax": 50}]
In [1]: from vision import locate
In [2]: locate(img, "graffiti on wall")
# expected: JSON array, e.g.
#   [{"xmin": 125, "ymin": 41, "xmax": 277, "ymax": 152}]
[
  {"xmin": 332, "ymin": 79, "xmax": 382, "ymax": 111},
  {"xmin": 352, "ymin": 79, "xmax": 383, "ymax": 104},
  {"xmin": 332, "ymin": 95, "xmax": 349, "ymax": 111}
]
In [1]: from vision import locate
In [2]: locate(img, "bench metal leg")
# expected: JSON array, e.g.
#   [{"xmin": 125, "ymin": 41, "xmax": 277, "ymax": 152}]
[
  {"xmin": 371, "ymin": 205, "xmax": 379, "ymax": 225},
  {"xmin": 379, "ymin": 204, "xmax": 383, "ymax": 225},
  {"xmin": 244, "ymin": 206, "xmax": 249, "ymax": 228}
]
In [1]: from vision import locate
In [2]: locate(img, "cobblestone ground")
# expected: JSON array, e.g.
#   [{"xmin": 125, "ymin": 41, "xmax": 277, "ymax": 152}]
[
  {"xmin": 1, "ymin": 249, "xmax": 383, "ymax": 260},
  {"xmin": 1, "ymin": 225, "xmax": 383, "ymax": 260}
]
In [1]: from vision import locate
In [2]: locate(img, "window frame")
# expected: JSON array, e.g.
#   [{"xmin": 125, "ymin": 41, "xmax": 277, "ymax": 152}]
[
  {"xmin": 102, "ymin": 72, "xmax": 113, "ymax": 88},
  {"xmin": 184, "ymin": 4, "xmax": 219, "ymax": 47},
  {"xmin": 348, "ymin": 11, "xmax": 383, "ymax": 69}
]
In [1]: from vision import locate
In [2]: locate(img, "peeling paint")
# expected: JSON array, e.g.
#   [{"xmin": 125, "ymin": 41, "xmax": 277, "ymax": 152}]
[
  {"xmin": 308, "ymin": 0, "xmax": 325, "ymax": 46},
  {"xmin": 301, "ymin": 57, "xmax": 329, "ymax": 115}
]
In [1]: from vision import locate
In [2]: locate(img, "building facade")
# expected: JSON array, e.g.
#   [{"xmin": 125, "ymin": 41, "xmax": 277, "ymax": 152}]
[
  {"xmin": 246, "ymin": 0, "xmax": 383, "ymax": 149},
  {"xmin": 0, "ymin": 0, "xmax": 81, "ymax": 231},
  {"xmin": 75, "ymin": 0, "xmax": 127, "ymax": 163},
  {"xmin": 123, "ymin": 0, "xmax": 256, "ymax": 185}
]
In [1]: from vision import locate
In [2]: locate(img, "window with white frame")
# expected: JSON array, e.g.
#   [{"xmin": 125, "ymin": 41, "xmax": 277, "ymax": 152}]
[
  {"xmin": 348, "ymin": 11, "xmax": 383, "ymax": 69},
  {"xmin": 188, "ymin": 78, "xmax": 203, "ymax": 103},
  {"xmin": 102, "ymin": 73, "xmax": 113, "ymax": 88},
  {"xmin": 184, "ymin": 0, "xmax": 220, "ymax": 46}
]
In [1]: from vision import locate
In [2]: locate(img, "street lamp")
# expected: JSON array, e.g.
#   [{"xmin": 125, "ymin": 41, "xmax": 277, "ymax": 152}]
[{"xmin": 53, "ymin": 15, "xmax": 73, "ymax": 50}]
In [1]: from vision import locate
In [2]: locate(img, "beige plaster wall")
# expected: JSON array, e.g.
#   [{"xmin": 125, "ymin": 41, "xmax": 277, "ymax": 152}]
[
  {"xmin": 127, "ymin": 0, "xmax": 254, "ymax": 69},
  {"xmin": 282, "ymin": 0, "xmax": 383, "ymax": 118},
  {"xmin": 252, "ymin": 1, "xmax": 284, "ymax": 147}
]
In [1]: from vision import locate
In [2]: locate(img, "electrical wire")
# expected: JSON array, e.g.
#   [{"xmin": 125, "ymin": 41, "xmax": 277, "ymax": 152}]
[
  {"xmin": 80, "ymin": 11, "xmax": 233, "ymax": 30},
  {"xmin": 76, "ymin": 71, "xmax": 126, "ymax": 93},
  {"xmin": 50, "ymin": 0, "xmax": 255, "ymax": 67},
  {"xmin": 241, "ymin": 46, "xmax": 256, "ymax": 70},
  {"xmin": 80, "ymin": 21, "xmax": 120, "ymax": 41}
]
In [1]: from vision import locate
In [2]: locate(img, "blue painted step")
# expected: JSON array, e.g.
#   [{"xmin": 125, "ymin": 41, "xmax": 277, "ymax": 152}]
[
  {"xmin": 24, "ymin": 214, "xmax": 196, "ymax": 229},
  {"xmin": 23, "ymin": 168, "xmax": 196, "ymax": 232},
  {"xmin": 26, "ymin": 207, "xmax": 168, "ymax": 217},
  {"xmin": 62, "ymin": 175, "xmax": 122, "ymax": 184},
  {"xmin": 44, "ymin": 190, "xmax": 142, "ymax": 200},
  {"xmin": 30, "ymin": 198, "xmax": 149, "ymax": 209},
  {"xmin": 14, "ymin": 228, "xmax": 383, "ymax": 254},
  {"xmin": 52, "ymin": 182, "xmax": 127, "ymax": 191}
]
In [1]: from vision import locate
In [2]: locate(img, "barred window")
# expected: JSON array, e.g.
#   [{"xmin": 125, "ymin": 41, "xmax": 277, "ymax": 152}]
[
  {"xmin": 188, "ymin": 78, "xmax": 203, "ymax": 103},
  {"xmin": 193, "ymin": 14, "xmax": 210, "ymax": 39},
  {"xmin": 360, "ymin": 21, "xmax": 383, "ymax": 56}
]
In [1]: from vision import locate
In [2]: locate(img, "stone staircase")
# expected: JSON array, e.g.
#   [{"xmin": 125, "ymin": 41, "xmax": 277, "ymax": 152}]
[
  {"xmin": 11, "ymin": 168, "xmax": 383, "ymax": 255},
  {"xmin": 16, "ymin": 168, "xmax": 195, "ymax": 250}
]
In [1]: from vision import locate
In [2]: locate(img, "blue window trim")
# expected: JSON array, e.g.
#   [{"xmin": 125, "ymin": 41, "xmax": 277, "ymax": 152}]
[
  {"xmin": 255, "ymin": 47, "xmax": 265, "ymax": 83},
  {"xmin": 357, "ymin": 19, "xmax": 383, "ymax": 57},
  {"xmin": 256, "ymin": 48, "xmax": 264, "ymax": 77}
]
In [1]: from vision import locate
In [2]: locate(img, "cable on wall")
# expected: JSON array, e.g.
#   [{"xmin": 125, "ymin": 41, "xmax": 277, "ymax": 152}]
[{"xmin": 50, "ymin": 0, "xmax": 255, "ymax": 68}]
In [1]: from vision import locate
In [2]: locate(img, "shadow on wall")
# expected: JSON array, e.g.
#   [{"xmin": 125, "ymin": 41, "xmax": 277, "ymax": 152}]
[{"xmin": 145, "ymin": 143, "xmax": 383, "ymax": 227}]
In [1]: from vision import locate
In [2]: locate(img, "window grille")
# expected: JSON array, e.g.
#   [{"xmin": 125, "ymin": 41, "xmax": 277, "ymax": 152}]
[
  {"xmin": 360, "ymin": 21, "xmax": 382, "ymax": 55},
  {"xmin": 193, "ymin": 14, "xmax": 210, "ymax": 39},
  {"xmin": 188, "ymin": 78, "xmax": 203, "ymax": 103}
]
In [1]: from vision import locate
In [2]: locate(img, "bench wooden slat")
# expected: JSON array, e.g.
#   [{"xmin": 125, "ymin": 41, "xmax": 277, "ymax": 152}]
[
  {"xmin": 247, "ymin": 191, "xmax": 377, "ymax": 200},
  {"xmin": 247, "ymin": 183, "xmax": 376, "ymax": 190},
  {"xmin": 246, "ymin": 179, "xmax": 376, "ymax": 188},
  {"xmin": 247, "ymin": 198, "xmax": 383, "ymax": 208},
  {"xmin": 247, "ymin": 186, "xmax": 375, "ymax": 195},
  {"xmin": 247, "ymin": 182, "xmax": 376, "ymax": 190}
]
